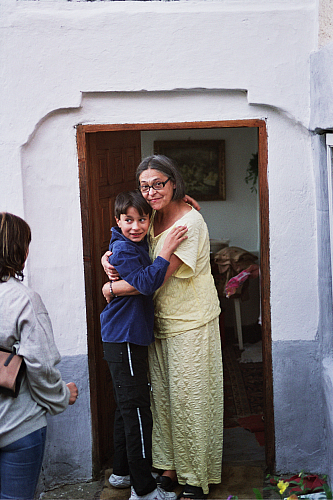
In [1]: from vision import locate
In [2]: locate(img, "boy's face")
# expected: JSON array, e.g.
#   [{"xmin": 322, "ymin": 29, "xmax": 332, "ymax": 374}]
[{"xmin": 115, "ymin": 207, "xmax": 150, "ymax": 242}]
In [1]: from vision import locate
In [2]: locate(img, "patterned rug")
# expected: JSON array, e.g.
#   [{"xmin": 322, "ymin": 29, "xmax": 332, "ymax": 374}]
[{"xmin": 223, "ymin": 342, "xmax": 264, "ymax": 429}]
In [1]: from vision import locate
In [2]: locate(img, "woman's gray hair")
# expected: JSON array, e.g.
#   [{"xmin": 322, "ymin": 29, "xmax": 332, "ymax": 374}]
[{"xmin": 136, "ymin": 155, "xmax": 186, "ymax": 201}]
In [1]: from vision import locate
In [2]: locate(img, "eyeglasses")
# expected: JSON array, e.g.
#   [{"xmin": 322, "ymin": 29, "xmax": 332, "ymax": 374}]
[{"xmin": 139, "ymin": 177, "xmax": 171, "ymax": 193}]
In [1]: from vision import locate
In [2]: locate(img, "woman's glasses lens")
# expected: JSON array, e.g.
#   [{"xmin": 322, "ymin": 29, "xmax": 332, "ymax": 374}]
[{"xmin": 140, "ymin": 178, "xmax": 171, "ymax": 193}]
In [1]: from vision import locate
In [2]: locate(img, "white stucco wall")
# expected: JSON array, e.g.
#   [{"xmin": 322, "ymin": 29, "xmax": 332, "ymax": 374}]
[
  {"xmin": 0, "ymin": 0, "xmax": 322, "ymax": 484},
  {"xmin": 319, "ymin": 0, "xmax": 333, "ymax": 47},
  {"xmin": 1, "ymin": 0, "xmax": 318, "ymax": 349},
  {"xmin": 13, "ymin": 88, "xmax": 318, "ymax": 348}
]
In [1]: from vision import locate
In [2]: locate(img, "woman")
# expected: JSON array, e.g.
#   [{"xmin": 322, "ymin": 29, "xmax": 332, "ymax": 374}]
[
  {"xmin": 102, "ymin": 156, "xmax": 223, "ymax": 500},
  {"xmin": 0, "ymin": 212, "xmax": 78, "ymax": 500}
]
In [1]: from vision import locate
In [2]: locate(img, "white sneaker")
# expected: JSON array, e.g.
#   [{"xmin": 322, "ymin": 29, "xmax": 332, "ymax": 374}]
[
  {"xmin": 129, "ymin": 486, "xmax": 177, "ymax": 500},
  {"xmin": 108, "ymin": 473, "xmax": 131, "ymax": 488}
]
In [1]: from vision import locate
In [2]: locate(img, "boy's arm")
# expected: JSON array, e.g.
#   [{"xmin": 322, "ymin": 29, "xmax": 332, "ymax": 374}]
[
  {"xmin": 112, "ymin": 250, "xmax": 169, "ymax": 296},
  {"xmin": 102, "ymin": 256, "xmax": 167, "ymax": 301},
  {"xmin": 102, "ymin": 226, "xmax": 187, "ymax": 300},
  {"xmin": 116, "ymin": 226, "xmax": 187, "ymax": 295},
  {"xmin": 101, "ymin": 226, "xmax": 187, "ymax": 281}
]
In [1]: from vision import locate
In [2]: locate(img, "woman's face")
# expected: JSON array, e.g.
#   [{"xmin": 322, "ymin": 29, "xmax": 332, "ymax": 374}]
[{"xmin": 139, "ymin": 168, "xmax": 175, "ymax": 211}]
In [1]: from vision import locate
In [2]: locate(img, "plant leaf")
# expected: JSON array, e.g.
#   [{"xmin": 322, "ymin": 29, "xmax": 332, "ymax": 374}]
[{"xmin": 253, "ymin": 488, "xmax": 263, "ymax": 500}]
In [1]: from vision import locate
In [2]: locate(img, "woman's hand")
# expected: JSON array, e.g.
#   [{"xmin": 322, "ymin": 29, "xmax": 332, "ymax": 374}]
[
  {"xmin": 102, "ymin": 281, "xmax": 112, "ymax": 303},
  {"xmin": 101, "ymin": 251, "xmax": 120, "ymax": 281},
  {"xmin": 66, "ymin": 382, "xmax": 79, "ymax": 405},
  {"xmin": 183, "ymin": 195, "xmax": 201, "ymax": 211},
  {"xmin": 102, "ymin": 280, "xmax": 139, "ymax": 302}
]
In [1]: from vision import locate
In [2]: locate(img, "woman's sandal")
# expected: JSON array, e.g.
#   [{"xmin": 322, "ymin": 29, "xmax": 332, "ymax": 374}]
[
  {"xmin": 155, "ymin": 475, "xmax": 177, "ymax": 492},
  {"xmin": 177, "ymin": 484, "xmax": 207, "ymax": 499}
]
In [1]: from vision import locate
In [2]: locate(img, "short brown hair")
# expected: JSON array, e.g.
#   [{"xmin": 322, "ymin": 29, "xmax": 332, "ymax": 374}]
[
  {"xmin": 114, "ymin": 190, "xmax": 152, "ymax": 220},
  {"xmin": 0, "ymin": 213, "xmax": 31, "ymax": 282}
]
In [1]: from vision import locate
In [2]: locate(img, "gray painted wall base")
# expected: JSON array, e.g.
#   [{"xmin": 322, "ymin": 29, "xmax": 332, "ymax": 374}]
[
  {"xmin": 273, "ymin": 341, "xmax": 327, "ymax": 475},
  {"xmin": 36, "ymin": 354, "xmax": 92, "ymax": 495},
  {"xmin": 323, "ymin": 357, "xmax": 333, "ymax": 484},
  {"xmin": 312, "ymin": 127, "xmax": 333, "ymax": 486}
]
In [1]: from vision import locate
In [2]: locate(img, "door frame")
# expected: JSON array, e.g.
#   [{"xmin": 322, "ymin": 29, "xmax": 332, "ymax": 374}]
[{"xmin": 76, "ymin": 118, "xmax": 274, "ymax": 473}]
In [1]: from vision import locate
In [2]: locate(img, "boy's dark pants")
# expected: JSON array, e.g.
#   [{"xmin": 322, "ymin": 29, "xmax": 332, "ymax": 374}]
[{"xmin": 103, "ymin": 342, "xmax": 157, "ymax": 496}]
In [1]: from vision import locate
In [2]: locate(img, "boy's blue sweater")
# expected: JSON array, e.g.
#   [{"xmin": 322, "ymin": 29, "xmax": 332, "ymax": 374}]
[{"xmin": 100, "ymin": 226, "xmax": 169, "ymax": 346}]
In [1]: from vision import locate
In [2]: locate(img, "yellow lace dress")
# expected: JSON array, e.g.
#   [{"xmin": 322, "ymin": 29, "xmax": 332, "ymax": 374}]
[{"xmin": 148, "ymin": 208, "xmax": 224, "ymax": 494}]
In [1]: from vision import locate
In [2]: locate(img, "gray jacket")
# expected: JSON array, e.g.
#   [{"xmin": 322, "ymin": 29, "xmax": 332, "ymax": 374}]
[{"xmin": 0, "ymin": 277, "xmax": 70, "ymax": 447}]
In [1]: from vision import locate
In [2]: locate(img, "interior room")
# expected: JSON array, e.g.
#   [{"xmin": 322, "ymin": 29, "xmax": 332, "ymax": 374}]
[
  {"xmin": 89, "ymin": 125, "xmax": 265, "ymax": 499},
  {"xmin": 141, "ymin": 126, "xmax": 264, "ymax": 467}
]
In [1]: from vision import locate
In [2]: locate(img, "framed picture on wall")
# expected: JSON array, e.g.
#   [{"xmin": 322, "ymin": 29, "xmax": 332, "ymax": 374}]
[{"xmin": 154, "ymin": 140, "xmax": 226, "ymax": 201}]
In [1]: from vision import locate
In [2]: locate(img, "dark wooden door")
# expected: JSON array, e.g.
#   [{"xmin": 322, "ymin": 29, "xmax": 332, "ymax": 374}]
[
  {"xmin": 85, "ymin": 130, "xmax": 141, "ymax": 472},
  {"xmin": 78, "ymin": 119, "xmax": 274, "ymax": 473}
]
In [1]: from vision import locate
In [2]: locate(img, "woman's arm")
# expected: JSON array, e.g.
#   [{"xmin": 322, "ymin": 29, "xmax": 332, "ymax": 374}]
[
  {"xmin": 67, "ymin": 382, "xmax": 79, "ymax": 405},
  {"xmin": 102, "ymin": 254, "xmax": 183, "ymax": 302},
  {"xmin": 18, "ymin": 292, "xmax": 78, "ymax": 413},
  {"xmin": 102, "ymin": 279, "xmax": 139, "ymax": 303},
  {"xmin": 183, "ymin": 195, "xmax": 201, "ymax": 211},
  {"xmin": 101, "ymin": 251, "xmax": 120, "ymax": 281}
]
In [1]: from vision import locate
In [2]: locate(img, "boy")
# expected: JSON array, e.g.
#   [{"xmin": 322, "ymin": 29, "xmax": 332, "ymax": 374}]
[{"xmin": 100, "ymin": 191, "xmax": 187, "ymax": 500}]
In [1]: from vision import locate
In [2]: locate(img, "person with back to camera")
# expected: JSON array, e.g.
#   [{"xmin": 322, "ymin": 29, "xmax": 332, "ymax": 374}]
[
  {"xmin": 0, "ymin": 212, "xmax": 78, "ymax": 500},
  {"xmin": 102, "ymin": 156, "xmax": 224, "ymax": 500},
  {"xmin": 101, "ymin": 190, "xmax": 188, "ymax": 500}
]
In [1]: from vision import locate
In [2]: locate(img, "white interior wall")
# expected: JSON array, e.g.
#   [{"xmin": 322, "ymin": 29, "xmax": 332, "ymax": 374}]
[
  {"xmin": 141, "ymin": 127, "xmax": 259, "ymax": 252},
  {"xmin": 142, "ymin": 127, "xmax": 260, "ymax": 327}
]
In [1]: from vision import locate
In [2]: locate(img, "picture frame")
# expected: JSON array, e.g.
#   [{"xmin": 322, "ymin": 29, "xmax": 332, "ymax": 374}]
[{"xmin": 154, "ymin": 140, "xmax": 226, "ymax": 201}]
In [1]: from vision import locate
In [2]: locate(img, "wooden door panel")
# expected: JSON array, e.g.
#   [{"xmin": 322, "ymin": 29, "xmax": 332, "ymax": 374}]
[
  {"xmin": 97, "ymin": 150, "xmax": 109, "ymax": 187},
  {"xmin": 86, "ymin": 130, "xmax": 141, "ymax": 469},
  {"xmin": 108, "ymin": 149, "xmax": 124, "ymax": 185},
  {"xmin": 100, "ymin": 197, "xmax": 114, "ymax": 249},
  {"xmin": 124, "ymin": 148, "xmax": 138, "ymax": 178}
]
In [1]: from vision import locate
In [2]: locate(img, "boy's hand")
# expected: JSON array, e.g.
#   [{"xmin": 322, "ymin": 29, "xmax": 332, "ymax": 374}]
[
  {"xmin": 159, "ymin": 225, "xmax": 188, "ymax": 262},
  {"xmin": 101, "ymin": 251, "xmax": 120, "ymax": 280}
]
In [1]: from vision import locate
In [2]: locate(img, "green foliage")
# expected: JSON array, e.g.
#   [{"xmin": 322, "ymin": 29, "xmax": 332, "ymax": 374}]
[
  {"xmin": 259, "ymin": 471, "xmax": 332, "ymax": 500},
  {"xmin": 324, "ymin": 483, "xmax": 333, "ymax": 500},
  {"xmin": 245, "ymin": 152, "xmax": 258, "ymax": 193},
  {"xmin": 253, "ymin": 487, "xmax": 264, "ymax": 499}
]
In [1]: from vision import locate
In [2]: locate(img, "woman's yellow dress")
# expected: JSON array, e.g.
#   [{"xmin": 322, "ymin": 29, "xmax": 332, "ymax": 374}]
[{"xmin": 148, "ymin": 207, "xmax": 224, "ymax": 495}]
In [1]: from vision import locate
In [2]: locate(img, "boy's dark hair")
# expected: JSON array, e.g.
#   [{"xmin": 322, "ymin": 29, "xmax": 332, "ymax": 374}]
[
  {"xmin": 136, "ymin": 155, "xmax": 186, "ymax": 201},
  {"xmin": 0, "ymin": 212, "xmax": 31, "ymax": 282},
  {"xmin": 114, "ymin": 190, "xmax": 152, "ymax": 220}
]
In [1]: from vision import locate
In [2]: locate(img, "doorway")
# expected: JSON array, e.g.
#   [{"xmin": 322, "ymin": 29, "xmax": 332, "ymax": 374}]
[{"xmin": 76, "ymin": 119, "xmax": 274, "ymax": 476}]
